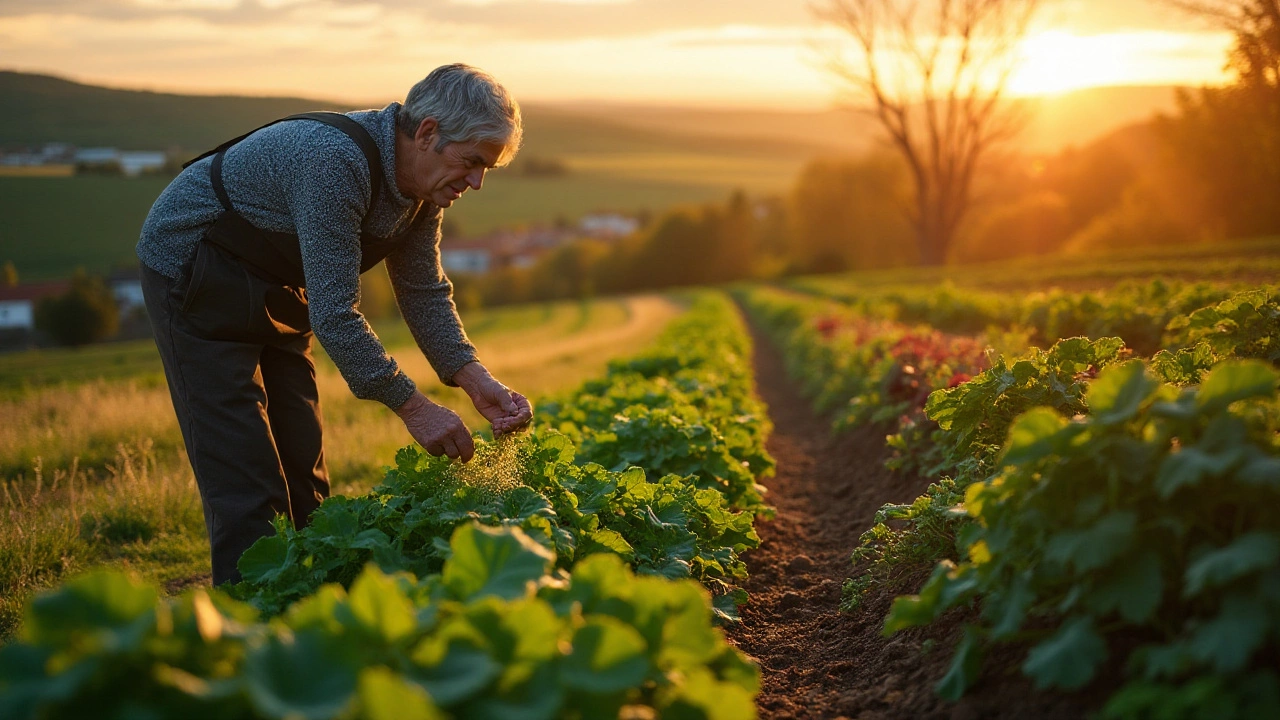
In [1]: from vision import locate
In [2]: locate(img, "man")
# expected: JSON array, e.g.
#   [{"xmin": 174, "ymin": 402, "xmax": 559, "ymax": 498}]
[{"xmin": 136, "ymin": 64, "xmax": 532, "ymax": 585}]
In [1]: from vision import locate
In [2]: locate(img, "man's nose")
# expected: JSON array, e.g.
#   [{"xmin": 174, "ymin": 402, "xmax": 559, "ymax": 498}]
[{"xmin": 467, "ymin": 168, "xmax": 485, "ymax": 190}]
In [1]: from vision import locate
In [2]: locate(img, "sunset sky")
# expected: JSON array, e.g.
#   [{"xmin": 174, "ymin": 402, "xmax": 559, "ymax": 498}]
[{"xmin": 0, "ymin": 0, "xmax": 1234, "ymax": 107}]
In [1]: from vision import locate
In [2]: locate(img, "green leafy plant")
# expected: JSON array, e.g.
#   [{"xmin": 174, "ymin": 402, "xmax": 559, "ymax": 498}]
[
  {"xmin": 0, "ymin": 524, "xmax": 760, "ymax": 719},
  {"xmin": 882, "ymin": 360, "xmax": 1280, "ymax": 718}
]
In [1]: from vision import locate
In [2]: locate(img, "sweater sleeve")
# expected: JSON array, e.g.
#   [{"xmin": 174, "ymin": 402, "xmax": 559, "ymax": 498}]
[
  {"xmin": 285, "ymin": 135, "xmax": 418, "ymax": 409},
  {"xmin": 385, "ymin": 207, "xmax": 479, "ymax": 386}
]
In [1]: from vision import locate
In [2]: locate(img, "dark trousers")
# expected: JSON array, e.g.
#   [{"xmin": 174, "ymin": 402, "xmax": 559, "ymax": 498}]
[{"xmin": 142, "ymin": 241, "xmax": 329, "ymax": 585}]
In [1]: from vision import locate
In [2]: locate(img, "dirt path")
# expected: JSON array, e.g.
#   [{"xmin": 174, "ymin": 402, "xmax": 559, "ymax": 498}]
[{"xmin": 730, "ymin": 316, "xmax": 1097, "ymax": 720}]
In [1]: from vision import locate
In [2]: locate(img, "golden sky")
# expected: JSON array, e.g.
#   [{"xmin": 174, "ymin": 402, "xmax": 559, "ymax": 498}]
[{"xmin": 0, "ymin": 0, "xmax": 1234, "ymax": 107}]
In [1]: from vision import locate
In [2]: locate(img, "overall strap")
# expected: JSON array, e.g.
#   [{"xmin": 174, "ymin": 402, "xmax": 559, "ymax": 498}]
[{"xmin": 185, "ymin": 112, "xmax": 385, "ymax": 213}]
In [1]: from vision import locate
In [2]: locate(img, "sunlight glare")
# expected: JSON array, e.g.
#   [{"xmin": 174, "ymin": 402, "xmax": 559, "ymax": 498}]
[{"xmin": 1009, "ymin": 30, "xmax": 1233, "ymax": 96}]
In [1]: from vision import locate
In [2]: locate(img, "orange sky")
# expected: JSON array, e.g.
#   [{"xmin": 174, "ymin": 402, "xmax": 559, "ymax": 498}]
[{"xmin": 0, "ymin": 0, "xmax": 1234, "ymax": 107}]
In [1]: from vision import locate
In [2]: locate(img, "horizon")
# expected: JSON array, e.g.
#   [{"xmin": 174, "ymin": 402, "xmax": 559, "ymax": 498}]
[
  {"xmin": 0, "ymin": 65, "xmax": 1202, "ymax": 114},
  {"xmin": 0, "ymin": 1, "xmax": 1234, "ymax": 109}
]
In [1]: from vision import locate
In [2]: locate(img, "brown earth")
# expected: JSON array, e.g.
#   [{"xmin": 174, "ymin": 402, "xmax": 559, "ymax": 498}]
[{"xmin": 729, "ymin": 318, "xmax": 1103, "ymax": 720}]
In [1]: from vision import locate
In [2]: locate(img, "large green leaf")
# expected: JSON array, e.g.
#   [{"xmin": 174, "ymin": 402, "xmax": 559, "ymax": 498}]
[
  {"xmin": 562, "ymin": 617, "xmax": 650, "ymax": 693},
  {"xmin": 1183, "ymin": 533, "xmax": 1280, "ymax": 598},
  {"xmin": 357, "ymin": 667, "xmax": 444, "ymax": 720},
  {"xmin": 935, "ymin": 625, "xmax": 983, "ymax": 701},
  {"xmin": 25, "ymin": 572, "xmax": 157, "ymax": 647},
  {"xmin": 244, "ymin": 630, "xmax": 359, "ymax": 720},
  {"xmin": 1086, "ymin": 360, "xmax": 1160, "ymax": 425},
  {"xmin": 442, "ymin": 525, "xmax": 554, "ymax": 602},
  {"xmin": 1086, "ymin": 548, "xmax": 1164, "ymax": 623},
  {"xmin": 1196, "ymin": 360, "xmax": 1278, "ymax": 415},
  {"xmin": 343, "ymin": 567, "xmax": 416, "ymax": 644},
  {"xmin": 237, "ymin": 535, "xmax": 292, "ymax": 585},
  {"xmin": 1001, "ymin": 408, "xmax": 1070, "ymax": 467},
  {"xmin": 1022, "ymin": 616, "xmax": 1107, "ymax": 690},
  {"xmin": 1187, "ymin": 594, "xmax": 1269, "ymax": 673},
  {"xmin": 577, "ymin": 529, "xmax": 635, "ymax": 562},
  {"xmin": 656, "ymin": 666, "xmax": 756, "ymax": 720},
  {"xmin": 1044, "ymin": 512, "xmax": 1137, "ymax": 573},
  {"xmin": 408, "ymin": 641, "xmax": 503, "ymax": 706}
]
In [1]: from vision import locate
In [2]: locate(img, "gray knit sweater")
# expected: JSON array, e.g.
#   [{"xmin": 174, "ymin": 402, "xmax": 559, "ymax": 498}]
[{"xmin": 137, "ymin": 103, "xmax": 477, "ymax": 409}]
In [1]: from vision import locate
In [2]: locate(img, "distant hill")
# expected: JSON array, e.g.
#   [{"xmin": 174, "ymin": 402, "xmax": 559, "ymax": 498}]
[
  {"xmin": 0, "ymin": 71, "xmax": 831, "ymax": 160},
  {"xmin": 1, "ymin": 70, "xmax": 1182, "ymax": 158},
  {"xmin": 0, "ymin": 71, "xmax": 349, "ymax": 151}
]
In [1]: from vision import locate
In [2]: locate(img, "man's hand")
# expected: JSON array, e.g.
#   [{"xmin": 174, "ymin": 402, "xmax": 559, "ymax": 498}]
[
  {"xmin": 394, "ymin": 391, "xmax": 476, "ymax": 462},
  {"xmin": 452, "ymin": 362, "xmax": 534, "ymax": 436}
]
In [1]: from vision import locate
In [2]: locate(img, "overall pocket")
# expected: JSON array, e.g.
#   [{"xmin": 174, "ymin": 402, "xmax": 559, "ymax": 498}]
[{"xmin": 178, "ymin": 240, "xmax": 256, "ymax": 341}]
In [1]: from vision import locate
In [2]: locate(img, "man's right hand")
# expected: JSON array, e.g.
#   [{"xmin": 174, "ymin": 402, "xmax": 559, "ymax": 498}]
[{"xmin": 394, "ymin": 391, "xmax": 476, "ymax": 462}]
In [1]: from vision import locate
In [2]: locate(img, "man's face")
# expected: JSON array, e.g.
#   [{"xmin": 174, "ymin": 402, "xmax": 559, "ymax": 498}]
[{"xmin": 401, "ymin": 118, "xmax": 506, "ymax": 208}]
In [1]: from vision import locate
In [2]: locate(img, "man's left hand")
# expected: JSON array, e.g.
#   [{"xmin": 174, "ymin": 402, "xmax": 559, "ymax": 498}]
[{"xmin": 452, "ymin": 361, "xmax": 533, "ymax": 436}]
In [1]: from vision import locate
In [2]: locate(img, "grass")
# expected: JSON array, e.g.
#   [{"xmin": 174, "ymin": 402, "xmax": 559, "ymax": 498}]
[{"xmin": 0, "ymin": 293, "xmax": 682, "ymax": 638}]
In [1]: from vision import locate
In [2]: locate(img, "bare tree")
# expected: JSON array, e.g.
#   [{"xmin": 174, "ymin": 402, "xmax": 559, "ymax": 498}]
[{"xmin": 814, "ymin": 0, "xmax": 1040, "ymax": 265}]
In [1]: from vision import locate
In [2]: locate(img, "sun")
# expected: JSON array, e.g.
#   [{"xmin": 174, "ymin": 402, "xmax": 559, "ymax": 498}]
[{"xmin": 1009, "ymin": 30, "xmax": 1130, "ymax": 97}]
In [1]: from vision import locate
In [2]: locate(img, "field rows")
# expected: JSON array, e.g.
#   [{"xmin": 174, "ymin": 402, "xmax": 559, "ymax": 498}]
[{"xmin": 738, "ymin": 281, "xmax": 1280, "ymax": 718}]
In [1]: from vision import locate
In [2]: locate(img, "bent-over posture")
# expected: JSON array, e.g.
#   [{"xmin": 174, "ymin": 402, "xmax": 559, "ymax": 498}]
[{"xmin": 136, "ymin": 64, "xmax": 532, "ymax": 584}]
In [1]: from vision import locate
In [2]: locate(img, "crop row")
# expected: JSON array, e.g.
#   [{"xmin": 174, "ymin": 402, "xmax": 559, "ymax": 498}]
[
  {"xmin": 0, "ymin": 292, "xmax": 774, "ymax": 720},
  {"xmin": 738, "ymin": 284, "xmax": 1280, "ymax": 719},
  {"xmin": 790, "ymin": 276, "xmax": 1278, "ymax": 357}
]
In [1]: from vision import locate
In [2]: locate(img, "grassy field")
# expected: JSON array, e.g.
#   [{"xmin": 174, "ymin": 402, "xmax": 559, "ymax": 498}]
[{"xmin": 0, "ymin": 293, "xmax": 683, "ymax": 637}]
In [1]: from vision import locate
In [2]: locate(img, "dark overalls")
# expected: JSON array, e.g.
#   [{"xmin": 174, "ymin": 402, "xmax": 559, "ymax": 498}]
[{"xmin": 142, "ymin": 113, "xmax": 418, "ymax": 584}]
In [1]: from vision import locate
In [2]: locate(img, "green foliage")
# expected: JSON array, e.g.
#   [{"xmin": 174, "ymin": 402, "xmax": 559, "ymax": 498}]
[
  {"xmin": 231, "ymin": 432, "xmax": 759, "ymax": 616},
  {"xmin": 0, "ymin": 290, "xmax": 771, "ymax": 718},
  {"xmin": 543, "ymin": 294, "xmax": 774, "ymax": 514},
  {"xmin": 883, "ymin": 360, "xmax": 1280, "ymax": 717},
  {"xmin": 1165, "ymin": 289, "xmax": 1280, "ymax": 363},
  {"xmin": 0, "ymin": 524, "xmax": 758, "ymax": 719},
  {"xmin": 33, "ymin": 272, "xmax": 120, "ymax": 347}
]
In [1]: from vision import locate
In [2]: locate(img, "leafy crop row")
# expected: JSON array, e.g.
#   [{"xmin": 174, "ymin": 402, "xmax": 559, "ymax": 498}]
[
  {"xmin": 887, "ymin": 360, "xmax": 1280, "ymax": 719},
  {"xmin": 744, "ymin": 281, "xmax": 1280, "ymax": 717},
  {"xmin": 1, "ymin": 524, "xmax": 757, "ymax": 719},
  {"xmin": 0, "ymin": 292, "xmax": 773, "ymax": 719},
  {"xmin": 790, "ymin": 277, "xmax": 1274, "ymax": 356}
]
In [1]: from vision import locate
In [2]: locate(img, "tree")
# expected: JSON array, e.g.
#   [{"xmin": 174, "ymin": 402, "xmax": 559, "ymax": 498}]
[
  {"xmin": 34, "ymin": 272, "xmax": 119, "ymax": 346},
  {"xmin": 815, "ymin": 0, "xmax": 1041, "ymax": 265},
  {"xmin": 788, "ymin": 154, "xmax": 915, "ymax": 271},
  {"xmin": 1162, "ymin": 0, "xmax": 1280, "ymax": 237}
]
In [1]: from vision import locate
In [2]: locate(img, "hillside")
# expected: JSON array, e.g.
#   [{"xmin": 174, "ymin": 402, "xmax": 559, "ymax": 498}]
[
  {"xmin": 0, "ymin": 70, "xmax": 830, "ymax": 161},
  {"xmin": 1, "ymin": 70, "xmax": 1182, "ymax": 157}
]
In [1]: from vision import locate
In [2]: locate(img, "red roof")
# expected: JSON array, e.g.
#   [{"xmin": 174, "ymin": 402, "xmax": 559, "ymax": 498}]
[{"xmin": 0, "ymin": 280, "xmax": 70, "ymax": 302}]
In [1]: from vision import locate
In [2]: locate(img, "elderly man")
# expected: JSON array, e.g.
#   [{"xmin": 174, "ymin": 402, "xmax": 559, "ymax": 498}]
[{"xmin": 136, "ymin": 64, "xmax": 531, "ymax": 585}]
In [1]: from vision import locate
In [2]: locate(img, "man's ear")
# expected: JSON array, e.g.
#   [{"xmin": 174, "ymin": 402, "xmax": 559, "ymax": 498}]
[{"xmin": 415, "ymin": 117, "xmax": 439, "ymax": 151}]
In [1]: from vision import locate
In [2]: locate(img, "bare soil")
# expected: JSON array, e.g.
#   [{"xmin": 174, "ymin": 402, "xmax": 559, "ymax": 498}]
[{"xmin": 729, "ymin": 317, "xmax": 1102, "ymax": 720}]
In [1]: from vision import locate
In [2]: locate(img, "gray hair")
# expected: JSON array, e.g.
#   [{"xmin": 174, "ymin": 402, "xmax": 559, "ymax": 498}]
[{"xmin": 396, "ymin": 64, "xmax": 522, "ymax": 167}]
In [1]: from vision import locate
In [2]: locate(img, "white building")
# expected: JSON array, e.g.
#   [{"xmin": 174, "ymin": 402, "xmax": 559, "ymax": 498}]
[
  {"xmin": 74, "ymin": 148, "xmax": 167, "ymax": 176},
  {"xmin": 0, "ymin": 281, "xmax": 70, "ymax": 331},
  {"xmin": 440, "ymin": 248, "xmax": 493, "ymax": 274},
  {"xmin": 580, "ymin": 213, "xmax": 640, "ymax": 238}
]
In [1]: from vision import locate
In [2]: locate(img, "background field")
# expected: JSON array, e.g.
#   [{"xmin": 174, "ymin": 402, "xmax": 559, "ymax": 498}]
[{"xmin": 0, "ymin": 71, "xmax": 1185, "ymax": 281}]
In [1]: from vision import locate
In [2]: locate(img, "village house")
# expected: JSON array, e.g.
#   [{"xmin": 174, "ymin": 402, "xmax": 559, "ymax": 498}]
[
  {"xmin": 440, "ymin": 214, "xmax": 641, "ymax": 276},
  {"xmin": 0, "ymin": 280, "xmax": 69, "ymax": 350}
]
